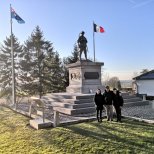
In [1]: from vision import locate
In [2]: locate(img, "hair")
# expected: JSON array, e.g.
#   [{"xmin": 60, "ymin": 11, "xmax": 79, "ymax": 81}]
[
  {"xmin": 96, "ymin": 89, "xmax": 101, "ymax": 93},
  {"xmin": 105, "ymin": 86, "xmax": 110, "ymax": 89}
]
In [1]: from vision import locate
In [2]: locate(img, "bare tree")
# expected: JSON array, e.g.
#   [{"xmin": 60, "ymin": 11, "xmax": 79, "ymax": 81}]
[
  {"xmin": 132, "ymin": 71, "xmax": 139, "ymax": 79},
  {"xmin": 102, "ymin": 72, "xmax": 110, "ymax": 86},
  {"xmin": 107, "ymin": 76, "xmax": 121, "ymax": 90},
  {"xmin": 140, "ymin": 69, "xmax": 149, "ymax": 74}
]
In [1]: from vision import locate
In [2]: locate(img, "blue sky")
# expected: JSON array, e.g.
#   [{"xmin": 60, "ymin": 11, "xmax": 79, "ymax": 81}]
[{"xmin": 0, "ymin": 0, "xmax": 154, "ymax": 80}]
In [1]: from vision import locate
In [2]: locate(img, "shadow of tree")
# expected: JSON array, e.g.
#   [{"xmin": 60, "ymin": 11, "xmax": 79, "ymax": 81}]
[{"xmin": 65, "ymin": 120, "xmax": 154, "ymax": 153}]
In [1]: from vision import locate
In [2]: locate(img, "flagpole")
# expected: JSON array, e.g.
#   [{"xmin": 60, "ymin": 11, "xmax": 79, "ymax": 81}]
[
  {"xmin": 93, "ymin": 21, "xmax": 96, "ymax": 62},
  {"xmin": 10, "ymin": 4, "xmax": 16, "ymax": 109}
]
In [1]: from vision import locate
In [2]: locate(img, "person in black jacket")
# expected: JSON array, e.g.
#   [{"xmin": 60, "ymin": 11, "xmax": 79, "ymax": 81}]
[
  {"xmin": 103, "ymin": 86, "xmax": 114, "ymax": 121},
  {"xmin": 113, "ymin": 88, "xmax": 124, "ymax": 122},
  {"xmin": 94, "ymin": 89, "xmax": 105, "ymax": 122}
]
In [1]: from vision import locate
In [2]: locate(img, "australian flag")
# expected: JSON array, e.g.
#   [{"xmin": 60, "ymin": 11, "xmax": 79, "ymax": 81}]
[{"xmin": 11, "ymin": 7, "xmax": 25, "ymax": 24}]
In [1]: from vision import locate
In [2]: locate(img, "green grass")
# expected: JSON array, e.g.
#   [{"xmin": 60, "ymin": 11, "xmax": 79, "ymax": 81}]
[{"xmin": 0, "ymin": 106, "xmax": 154, "ymax": 154}]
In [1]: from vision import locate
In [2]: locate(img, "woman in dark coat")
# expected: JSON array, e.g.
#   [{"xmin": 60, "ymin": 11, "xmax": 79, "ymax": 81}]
[
  {"xmin": 112, "ymin": 88, "xmax": 124, "ymax": 122},
  {"xmin": 94, "ymin": 89, "xmax": 105, "ymax": 122}
]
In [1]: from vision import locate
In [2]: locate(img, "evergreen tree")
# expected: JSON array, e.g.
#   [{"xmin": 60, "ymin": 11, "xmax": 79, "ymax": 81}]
[
  {"xmin": 45, "ymin": 51, "xmax": 66, "ymax": 92},
  {"xmin": 63, "ymin": 44, "xmax": 79, "ymax": 64},
  {"xmin": 19, "ymin": 26, "xmax": 65, "ymax": 97},
  {"xmin": 0, "ymin": 34, "xmax": 23, "ymax": 98},
  {"xmin": 63, "ymin": 44, "xmax": 79, "ymax": 87}
]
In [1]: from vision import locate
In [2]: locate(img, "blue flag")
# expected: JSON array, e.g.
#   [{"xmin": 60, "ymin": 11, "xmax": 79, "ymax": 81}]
[{"xmin": 11, "ymin": 7, "xmax": 25, "ymax": 24}]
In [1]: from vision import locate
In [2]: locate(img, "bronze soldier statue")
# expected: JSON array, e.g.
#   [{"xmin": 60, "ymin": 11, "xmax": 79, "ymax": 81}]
[{"xmin": 77, "ymin": 31, "xmax": 88, "ymax": 60}]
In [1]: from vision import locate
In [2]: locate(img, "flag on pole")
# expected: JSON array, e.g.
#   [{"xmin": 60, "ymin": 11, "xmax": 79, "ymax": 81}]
[
  {"xmin": 11, "ymin": 7, "xmax": 25, "ymax": 24},
  {"xmin": 93, "ymin": 23, "xmax": 104, "ymax": 33}
]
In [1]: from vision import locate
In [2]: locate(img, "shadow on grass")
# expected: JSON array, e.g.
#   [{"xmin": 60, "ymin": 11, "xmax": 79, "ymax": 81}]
[
  {"xmin": 91, "ymin": 119, "xmax": 154, "ymax": 143},
  {"xmin": 65, "ymin": 120, "xmax": 154, "ymax": 153},
  {"xmin": 0, "ymin": 106, "xmax": 30, "ymax": 133},
  {"xmin": 122, "ymin": 117, "xmax": 154, "ymax": 130}
]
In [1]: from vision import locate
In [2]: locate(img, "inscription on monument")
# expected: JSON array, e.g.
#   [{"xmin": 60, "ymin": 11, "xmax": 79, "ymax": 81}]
[
  {"xmin": 84, "ymin": 72, "xmax": 99, "ymax": 79},
  {"xmin": 71, "ymin": 72, "xmax": 80, "ymax": 80}
]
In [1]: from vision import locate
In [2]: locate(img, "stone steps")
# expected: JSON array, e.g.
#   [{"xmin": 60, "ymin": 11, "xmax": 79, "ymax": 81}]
[
  {"xmin": 124, "ymin": 97, "xmax": 142, "ymax": 103},
  {"xmin": 124, "ymin": 100, "xmax": 149, "ymax": 107},
  {"xmin": 41, "ymin": 92, "xmax": 150, "ymax": 116},
  {"xmin": 53, "ymin": 106, "xmax": 96, "ymax": 115},
  {"xmin": 42, "ymin": 93, "xmax": 95, "ymax": 115},
  {"xmin": 43, "ymin": 99, "xmax": 95, "ymax": 109},
  {"xmin": 63, "ymin": 102, "xmax": 95, "ymax": 109},
  {"xmin": 122, "ymin": 95, "xmax": 137, "ymax": 99}
]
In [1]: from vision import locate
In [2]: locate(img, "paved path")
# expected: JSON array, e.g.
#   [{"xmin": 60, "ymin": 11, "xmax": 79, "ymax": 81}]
[{"xmin": 122, "ymin": 103, "xmax": 154, "ymax": 120}]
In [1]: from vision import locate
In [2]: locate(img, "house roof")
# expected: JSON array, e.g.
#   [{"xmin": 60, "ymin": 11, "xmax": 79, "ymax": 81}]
[{"xmin": 133, "ymin": 70, "xmax": 154, "ymax": 80}]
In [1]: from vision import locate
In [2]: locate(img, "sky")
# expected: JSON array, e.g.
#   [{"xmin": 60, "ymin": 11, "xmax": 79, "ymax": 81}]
[{"xmin": 0, "ymin": 0, "xmax": 154, "ymax": 80}]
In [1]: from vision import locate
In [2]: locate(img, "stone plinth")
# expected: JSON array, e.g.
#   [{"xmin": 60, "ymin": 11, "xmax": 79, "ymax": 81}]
[
  {"xmin": 30, "ymin": 118, "xmax": 52, "ymax": 130},
  {"xmin": 66, "ymin": 60, "xmax": 104, "ymax": 93}
]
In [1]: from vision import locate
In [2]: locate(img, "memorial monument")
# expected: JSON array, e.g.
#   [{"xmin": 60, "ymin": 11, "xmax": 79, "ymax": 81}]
[
  {"xmin": 66, "ymin": 31, "xmax": 104, "ymax": 93},
  {"xmin": 29, "ymin": 31, "xmax": 105, "ymax": 129}
]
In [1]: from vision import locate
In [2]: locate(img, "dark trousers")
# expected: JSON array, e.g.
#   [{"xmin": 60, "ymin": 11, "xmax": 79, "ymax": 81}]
[
  {"xmin": 114, "ymin": 106, "xmax": 121, "ymax": 121},
  {"xmin": 96, "ymin": 109, "xmax": 102, "ymax": 121}
]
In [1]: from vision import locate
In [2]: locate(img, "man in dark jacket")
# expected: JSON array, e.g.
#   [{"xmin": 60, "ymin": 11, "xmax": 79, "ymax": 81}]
[
  {"xmin": 94, "ymin": 89, "xmax": 105, "ymax": 122},
  {"xmin": 113, "ymin": 88, "xmax": 124, "ymax": 122},
  {"xmin": 103, "ymin": 86, "xmax": 113, "ymax": 121}
]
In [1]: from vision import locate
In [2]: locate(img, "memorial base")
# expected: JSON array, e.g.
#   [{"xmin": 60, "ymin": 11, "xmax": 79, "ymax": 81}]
[{"xmin": 66, "ymin": 60, "xmax": 104, "ymax": 94}]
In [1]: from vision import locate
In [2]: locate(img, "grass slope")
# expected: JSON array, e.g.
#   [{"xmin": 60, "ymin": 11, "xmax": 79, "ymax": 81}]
[{"xmin": 0, "ymin": 106, "xmax": 154, "ymax": 154}]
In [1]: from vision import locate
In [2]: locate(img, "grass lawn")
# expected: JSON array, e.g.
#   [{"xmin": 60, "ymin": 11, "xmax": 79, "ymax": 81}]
[{"xmin": 0, "ymin": 105, "xmax": 154, "ymax": 154}]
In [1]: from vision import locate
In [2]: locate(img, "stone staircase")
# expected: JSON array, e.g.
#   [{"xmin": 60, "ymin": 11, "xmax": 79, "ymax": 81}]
[
  {"xmin": 122, "ymin": 93, "xmax": 149, "ymax": 107},
  {"xmin": 41, "ymin": 92, "xmax": 149, "ymax": 116},
  {"xmin": 41, "ymin": 93, "xmax": 96, "ymax": 115}
]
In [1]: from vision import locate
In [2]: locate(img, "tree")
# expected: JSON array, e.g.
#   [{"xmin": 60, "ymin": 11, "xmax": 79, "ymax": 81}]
[
  {"xmin": 107, "ymin": 76, "xmax": 121, "ymax": 90},
  {"xmin": 19, "ymin": 26, "xmax": 65, "ymax": 98},
  {"xmin": 102, "ymin": 72, "xmax": 110, "ymax": 86},
  {"xmin": 63, "ymin": 43, "xmax": 79, "ymax": 64},
  {"xmin": 0, "ymin": 34, "xmax": 23, "ymax": 98},
  {"xmin": 132, "ymin": 71, "xmax": 139, "ymax": 78},
  {"xmin": 43, "ymin": 51, "xmax": 66, "ymax": 93},
  {"xmin": 63, "ymin": 43, "xmax": 79, "ymax": 87},
  {"xmin": 140, "ymin": 69, "xmax": 149, "ymax": 74}
]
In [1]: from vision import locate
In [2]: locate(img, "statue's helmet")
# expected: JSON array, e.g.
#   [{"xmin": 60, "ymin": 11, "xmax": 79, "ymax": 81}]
[{"xmin": 81, "ymin": 31, "xmax": 85, "ymax": 35}]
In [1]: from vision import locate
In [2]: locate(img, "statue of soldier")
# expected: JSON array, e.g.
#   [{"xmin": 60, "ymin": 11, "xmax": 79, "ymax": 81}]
[{"xmin": 77, "ymin": 31, "xmax": 88, "ymax": 60}]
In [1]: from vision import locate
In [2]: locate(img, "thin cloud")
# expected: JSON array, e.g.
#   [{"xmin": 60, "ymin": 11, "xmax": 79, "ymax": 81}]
[
  {"xmin": 132, "ymin": 0, "xmax": 154, "ymax": 8},
  {"xmin": 127, "ymin": 0, "xmax": 136, "ymax": 4}
]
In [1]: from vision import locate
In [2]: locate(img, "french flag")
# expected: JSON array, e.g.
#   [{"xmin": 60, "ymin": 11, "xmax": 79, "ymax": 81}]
[{"xmin": 93, "ymin": 23, "xmax": 105, "ymax": 33}]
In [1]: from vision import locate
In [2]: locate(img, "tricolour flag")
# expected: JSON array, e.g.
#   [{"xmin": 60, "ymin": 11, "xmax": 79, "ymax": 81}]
[
  {"xmin": 93, "ymin": 23, "xmax": 104, "ymax": 33},
  {"xmin": 11, "ymin": 7, "xmax": 25, "ymax": 24}
]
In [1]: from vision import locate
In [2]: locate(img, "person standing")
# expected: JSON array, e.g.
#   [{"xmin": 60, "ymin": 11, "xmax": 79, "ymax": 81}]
[
  {"xmin": 103, "ymin": 86, "xmax": 113, "ymax": 121},
  {"xmin": 112, "ymin": 88, "xmax": 124, "ymax": 122},
  {"xmin": 94, "ymin": 89, "xmax": 105, "ymax": 122}
]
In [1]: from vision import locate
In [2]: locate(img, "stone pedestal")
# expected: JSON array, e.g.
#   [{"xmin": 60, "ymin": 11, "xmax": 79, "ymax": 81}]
[
  {"xmin": 30, "ymin": 118, "xmax": 52, "ymax": 130},
  {"xmin": 66, "ymin": 60, "xmax": 104, "ymax": 94}
]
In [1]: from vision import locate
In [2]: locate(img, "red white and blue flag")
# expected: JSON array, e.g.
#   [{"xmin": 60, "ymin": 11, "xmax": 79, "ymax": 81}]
[
  {"xmin": 93, "ymin": 23, "xmax": 104, "ymax": 33},
  {"xmin": 11, "ymin": 7, "xmax": 25, "ymax": 24}
]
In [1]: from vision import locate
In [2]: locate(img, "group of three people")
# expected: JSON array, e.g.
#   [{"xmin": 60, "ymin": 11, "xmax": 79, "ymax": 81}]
[{"xmin": 94, "ymin": 86, "xmax": 124, "ymax": 122}]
